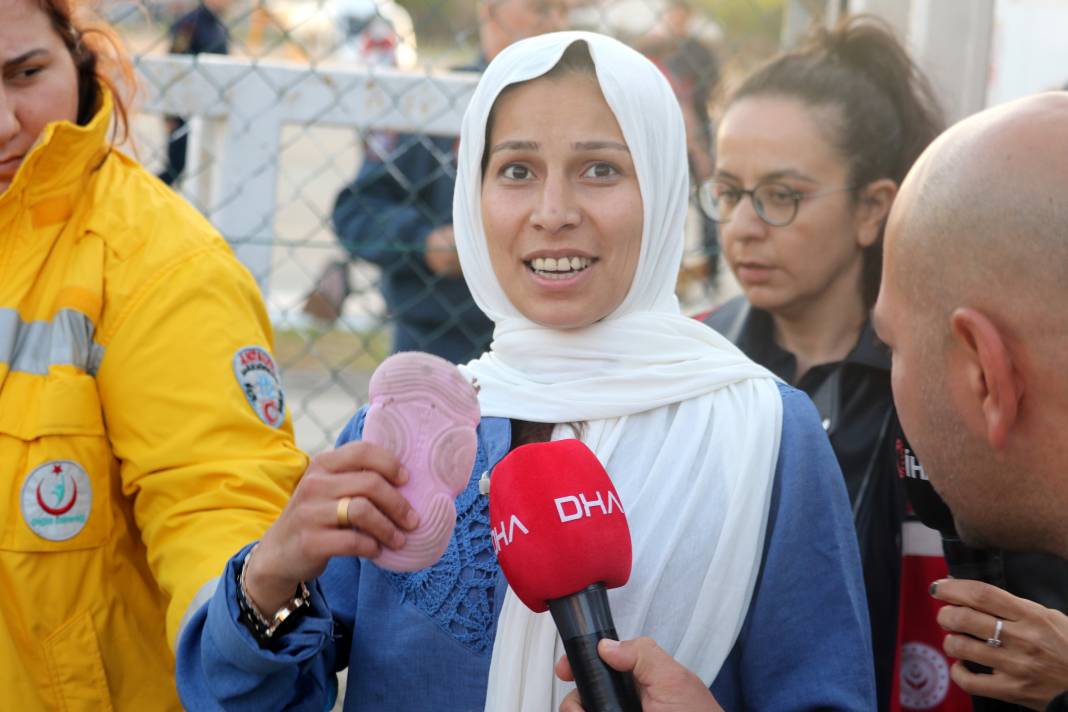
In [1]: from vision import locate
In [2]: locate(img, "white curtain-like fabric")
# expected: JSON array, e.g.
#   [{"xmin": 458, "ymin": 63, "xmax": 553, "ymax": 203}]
[{"xmin": 452, "ymin": 32, "xmax": 784, "ymax": 711}]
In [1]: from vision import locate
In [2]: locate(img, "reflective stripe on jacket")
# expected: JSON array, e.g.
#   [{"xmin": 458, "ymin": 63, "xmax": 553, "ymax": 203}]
[{"xmin": 0, "ymin": 89, "xmax": 307, "ymax": 710}]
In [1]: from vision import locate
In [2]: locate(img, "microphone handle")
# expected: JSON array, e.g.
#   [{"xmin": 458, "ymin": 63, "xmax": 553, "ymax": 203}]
[
  {"xmin": 942, "ymin": 536, "xmax": 1006, "ymax": 675},
  {"xmin": 549, "ymin": 583, "xmax": 642, "ymax": 712},
  {"xmin": 942, "ymin": 537, "xmax": 1006, "ymax": 587}
]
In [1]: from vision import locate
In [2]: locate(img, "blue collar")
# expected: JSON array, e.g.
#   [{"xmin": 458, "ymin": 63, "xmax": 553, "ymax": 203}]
[{"xmin": 478, "ymin": 416, "xmax": 512, "ymax": 469}]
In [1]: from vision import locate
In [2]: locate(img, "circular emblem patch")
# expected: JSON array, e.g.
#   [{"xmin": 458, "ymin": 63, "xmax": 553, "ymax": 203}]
[
  {"xmin": 21, "ymin": 461, "xmax": 93, "ymax": 541},
  {"xmin": 900, "ymin": 641, "xmax": 950, "ymax": 710},
  {"xmin": 233, "ymin": 346, "xmax": 286, "ymax": 428}
]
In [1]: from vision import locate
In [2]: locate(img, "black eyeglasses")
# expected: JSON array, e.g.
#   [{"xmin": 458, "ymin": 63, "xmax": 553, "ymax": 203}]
[{"xmin": 697, "ymin": 180, "xmax": 857, "ymax": 227}]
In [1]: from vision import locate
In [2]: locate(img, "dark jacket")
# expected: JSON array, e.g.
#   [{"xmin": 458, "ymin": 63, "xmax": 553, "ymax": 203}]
[
  {"xmin": 704, "ymin": 296, "xmax": 902, "ymax": 711},
  {"xmin": 706, "ymin": 296, "xmax": 1068, "ymax": 712},
  {"xmin": 331, "ymin": 65, "xmax": 493, "ymax": 364},
  {"xmin": 900, "ymin": 428, "xmax": 1068, "ymax": 712},
  {"xmin": 170, "ymin": 4, "xmax": 229, "ymax": 56},
  {"xmin": 159, "ymin": 4, "xmax": 229, "ymax": 185}
]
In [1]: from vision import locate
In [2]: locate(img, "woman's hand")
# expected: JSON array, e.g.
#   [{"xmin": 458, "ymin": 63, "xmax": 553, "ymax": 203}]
[
  {"xmin": 244, "ymin": 441, "xmax": 420, "ymax": 613},
  {"xmin": 932, "ymin": 578, "xmax": 1068, "ymax": 709},
  {"xmin": 555, "ymin": 637, "xmax": 724, "ymax": 712}
]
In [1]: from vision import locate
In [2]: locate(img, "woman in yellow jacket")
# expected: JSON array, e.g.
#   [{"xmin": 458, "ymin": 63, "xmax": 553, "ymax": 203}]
[{"xmin": 0, "ymin": 1, "xmax": 309, "ymax": 708}]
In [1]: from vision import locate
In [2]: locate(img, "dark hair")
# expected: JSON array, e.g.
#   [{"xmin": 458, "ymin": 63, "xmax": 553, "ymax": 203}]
[
  {"xmin": 510, "ymin": 420, "xmax": 586, "ymax": 449},
  {"xmin": 35, "ymin": 0, "xmax": 135, "ymax": 141},
  {"xmin": 728, "ymin": 15, "xmax": 944, "ymax": 307},
  {"xmin": 481, "ymin": 41, "xmax": 597, "ymax": 177}
]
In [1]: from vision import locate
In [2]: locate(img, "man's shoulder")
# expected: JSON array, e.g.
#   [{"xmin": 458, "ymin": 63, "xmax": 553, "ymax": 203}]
[{"xmin": 360, "ymin": 132, "xmax": 458, "ymax": 175}]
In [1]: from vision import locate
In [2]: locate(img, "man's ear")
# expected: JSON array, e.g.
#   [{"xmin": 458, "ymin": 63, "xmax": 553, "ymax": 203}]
[
  {"xmin": 949, "ymin": 307, "xmax": 1022, "ymax": 449},
  {"xmin": 855, "ymin": 179, "xmax": 898, "ymax": 249}
]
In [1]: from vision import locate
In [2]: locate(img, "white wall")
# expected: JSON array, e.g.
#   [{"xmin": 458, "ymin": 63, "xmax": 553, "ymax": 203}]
[
  {"xmin": 987, "ymin": 0, "xmax": 1068, "ymax": 106},
  {"xmin": 850, "ymin": 0, "xmax": 1068, "ymax": 120}
]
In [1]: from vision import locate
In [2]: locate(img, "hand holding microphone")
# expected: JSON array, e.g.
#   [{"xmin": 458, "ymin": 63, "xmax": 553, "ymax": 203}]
[
  {"xmin": 490, "ymin": 439, "xmax": 641, "ymax": 712},
  {"xmin": 555, "ymin": 637, "xmax": 725, "ymax": 712},
  {"xmin": 929, "ymin": 577, "xmax": 1068, "ymax": 710}
]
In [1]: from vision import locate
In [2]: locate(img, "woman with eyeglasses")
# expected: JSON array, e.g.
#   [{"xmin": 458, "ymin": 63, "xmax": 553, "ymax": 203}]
[{"xmin": 699, "ymin": 16, "xmax": 943, "ymax": 711}]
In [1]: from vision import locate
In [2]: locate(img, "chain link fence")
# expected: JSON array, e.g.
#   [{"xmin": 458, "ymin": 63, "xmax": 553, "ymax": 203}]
[{"xmin": 108, "ymin": 0, "xmax": 803, "ymax": 454}]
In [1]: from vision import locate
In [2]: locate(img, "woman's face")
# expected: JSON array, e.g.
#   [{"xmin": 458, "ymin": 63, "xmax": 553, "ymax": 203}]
[
  {"xmin": 481, "ymin": 73, "xmax": 644, "ymax": 330},
  {"xmin": 715, "ymin": 96, "xmax": 878, "ymax": 317},
  {"xmin": 0, "ymin": 0, "xmax": 79, "ymax": 194}
]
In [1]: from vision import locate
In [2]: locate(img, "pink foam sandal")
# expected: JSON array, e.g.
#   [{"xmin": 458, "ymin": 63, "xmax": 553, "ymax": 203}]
[{"xmin": 362, "ymin": 352, "xmax": 481, "ymax": 572}]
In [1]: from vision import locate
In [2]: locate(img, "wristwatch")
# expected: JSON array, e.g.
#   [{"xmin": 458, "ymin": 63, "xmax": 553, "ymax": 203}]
[{"xmin": 236, "ymin": 544, "xmax": 311, "ymax": 644}]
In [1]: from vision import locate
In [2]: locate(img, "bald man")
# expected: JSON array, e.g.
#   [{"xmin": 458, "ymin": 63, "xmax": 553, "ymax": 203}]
[
  {"xmin": 873, "ymin": 91, "xmax": 1068, "ymax": 710},
  {"xmin": 559, "ymin": 92, "xmax": 1068, "ymax": 712}
]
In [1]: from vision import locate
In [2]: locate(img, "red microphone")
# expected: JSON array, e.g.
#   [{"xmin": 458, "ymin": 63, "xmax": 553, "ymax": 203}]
[{"xmin": 489, "ymin": 439, "xmax": 641, "ymax": 712}]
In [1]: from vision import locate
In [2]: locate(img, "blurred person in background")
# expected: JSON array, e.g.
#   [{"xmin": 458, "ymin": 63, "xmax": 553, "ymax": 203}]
[
  {"xmin": 701, "ymin": 17, "xmax": 1068, "ymax": 712},
  {"xmin": 699, "ymin": 17, "xmax": 945, "ymax": 711},
  {"xmin": 260, "ymin": 0, "xmax": 418, "ymax": 66},
  {"xmin": 302, "ymin": 0, "xmax": 567, "ymax": 365},
  {"xmin": 157, "ymin": 0, "xmax": 231, "ymax": 186},
  {"xmin": 330, "ymin": 0, "xmax": 418, "ymax": 68},
  {"xmin": 636, "ymin": 0, "xmax": 722, "ymax": 289},
  {"xmin": 0, "ymin": 0, "xmax": 307, "ymax": 707}
]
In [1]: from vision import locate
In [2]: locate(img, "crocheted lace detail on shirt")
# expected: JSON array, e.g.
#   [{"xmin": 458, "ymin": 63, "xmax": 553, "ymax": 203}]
[{"xmin": 384, "ymin": 463, "xmax": 498, "ymax": 654}]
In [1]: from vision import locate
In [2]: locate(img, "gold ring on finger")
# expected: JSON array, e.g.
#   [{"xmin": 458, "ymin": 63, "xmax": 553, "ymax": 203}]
[{"xmin": 337, "ymin": 496, "xmax": 352, "ymax": 528}]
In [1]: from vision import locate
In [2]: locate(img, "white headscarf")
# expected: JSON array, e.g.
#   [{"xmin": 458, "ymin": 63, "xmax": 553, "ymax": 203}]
[{"xmin": 454, "ymin": 32, "xmax": 783, "ymax": 711}]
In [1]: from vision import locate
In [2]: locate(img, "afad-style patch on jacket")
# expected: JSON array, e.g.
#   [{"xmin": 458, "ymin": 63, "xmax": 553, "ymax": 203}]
[{"xmin": 0, "ymin": 88, "xmax": 307, "ymax": 710}]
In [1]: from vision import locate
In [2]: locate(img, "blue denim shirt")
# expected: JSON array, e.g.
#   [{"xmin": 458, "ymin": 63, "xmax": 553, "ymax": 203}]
[{"xmin": 177, "ymin": 383, "xmax": 875, "ymax": 711}]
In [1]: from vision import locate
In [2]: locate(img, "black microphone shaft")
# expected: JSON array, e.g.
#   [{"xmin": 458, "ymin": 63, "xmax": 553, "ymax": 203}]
[
  {"xmin": 901, "ymin": 441, "xmax": 1004, "ymax": 676},
  {"xmin": 549, "ymin": 583, "xmax": 642, "ymax": 712}
]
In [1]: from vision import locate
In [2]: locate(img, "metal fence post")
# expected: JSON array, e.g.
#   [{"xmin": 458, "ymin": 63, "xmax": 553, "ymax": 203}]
[{"xmin": 210, "ymin": 70, "xmax": 284, "ymax": 291}]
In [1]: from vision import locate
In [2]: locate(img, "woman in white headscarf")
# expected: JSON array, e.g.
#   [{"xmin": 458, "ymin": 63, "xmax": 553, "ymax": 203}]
[{"xmin": 177, "ymin": 32, "xmax": 875, "ymax": 712}]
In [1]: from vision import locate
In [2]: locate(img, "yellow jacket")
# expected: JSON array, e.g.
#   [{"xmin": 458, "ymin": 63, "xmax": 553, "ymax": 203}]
[{"xmin": 0, "ymin": 91, "xmax": 308, "ymax": 709}]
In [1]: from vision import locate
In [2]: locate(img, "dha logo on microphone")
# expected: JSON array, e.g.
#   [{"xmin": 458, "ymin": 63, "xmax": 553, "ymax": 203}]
[
  {"xmin": 491, "ymin": 490, "xmax": 626, "ymax": 554},
  {"xmin": 896, "ymin": 438, "xmax": 929, "ymax": 481},
  {"xmin": 555, "ymin": 490, "xmax": 625, "ymax": 522},
  {"xmin": 491, "ymin": 515, "xmax": 529, "ymax": 554}
]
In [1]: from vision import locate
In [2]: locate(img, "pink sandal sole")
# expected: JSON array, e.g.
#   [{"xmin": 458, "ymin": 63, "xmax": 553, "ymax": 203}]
[{"xmin": 362, "ymin": 352, "xmax": 481, "ymax": 572}]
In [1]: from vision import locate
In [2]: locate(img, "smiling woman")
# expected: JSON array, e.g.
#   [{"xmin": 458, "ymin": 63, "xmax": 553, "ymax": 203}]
[
  {"xmin": 459, "ymin": 35, "xmax": 876, "ymax": 711},
  {"xmin": 480, "ymin": 45, "xmax": 643, "ymax": 330},
  {"xmin": 175, "ymin": 30, "xmax": 877, "ymax": 712}
]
